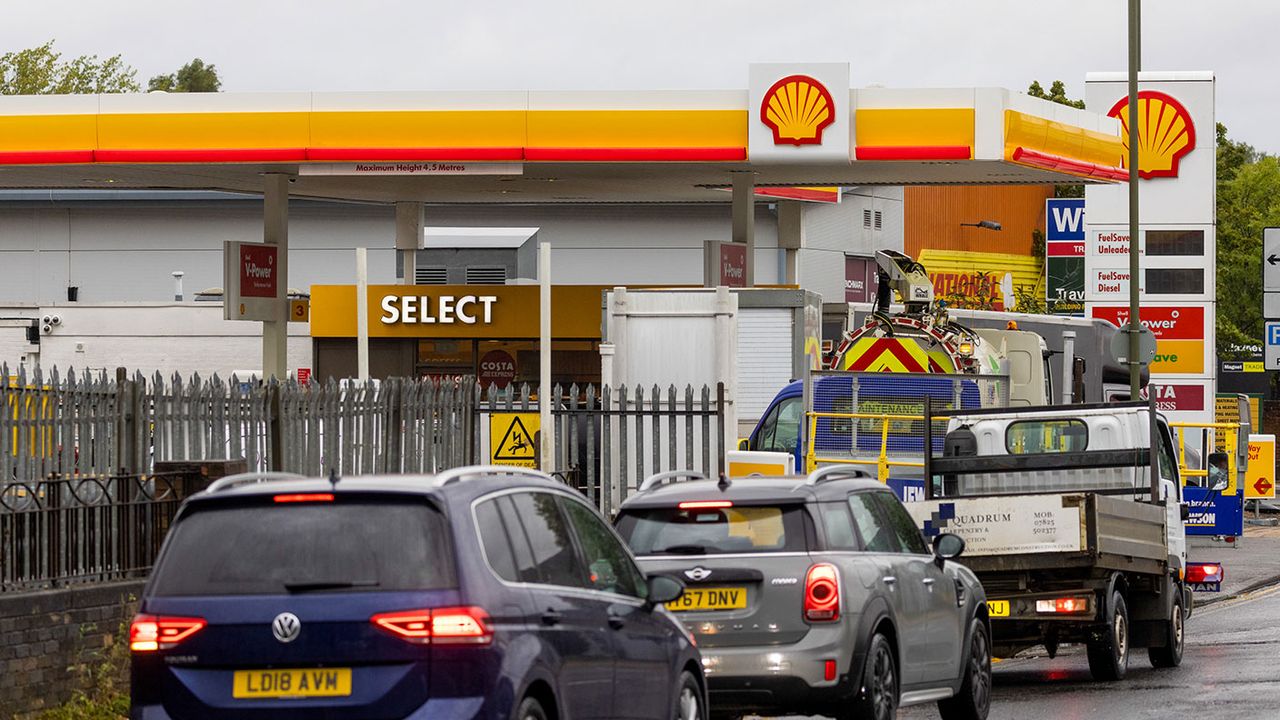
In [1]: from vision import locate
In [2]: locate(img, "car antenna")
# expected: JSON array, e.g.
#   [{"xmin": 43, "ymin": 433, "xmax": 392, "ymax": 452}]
[
  {"xmin": 718, "ymin": 473, "xmax": 732, "ymax": 491},
  {"xmin": 328, "ymin": 466, "xmax": 340, "ymax": 487}
]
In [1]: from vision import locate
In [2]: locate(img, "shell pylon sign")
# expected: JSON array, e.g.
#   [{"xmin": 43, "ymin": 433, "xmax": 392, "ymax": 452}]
[
  {"xmin": 1106, "ymin": 90, "xmax": 1196, "ymax": 180},
  {"xmin": 838, "ymin": 338, "xmax": 958, "ymax": 374},
  {"xmin": 760, "ymin": 75, "xmax": 835, "ymax": 146}
]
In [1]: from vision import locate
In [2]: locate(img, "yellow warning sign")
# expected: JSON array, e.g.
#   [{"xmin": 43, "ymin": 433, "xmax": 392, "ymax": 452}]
[
  {"xmin": 1245, "ymin": 434, "xmax": 1276, "ymax": 500},
  {"xmin": 290, "ymin": 298, "xmax": 310, "ymax": 323},
  {"xmin": 490, "ymin": 413, "xmax": 539, "ymax": 468}
]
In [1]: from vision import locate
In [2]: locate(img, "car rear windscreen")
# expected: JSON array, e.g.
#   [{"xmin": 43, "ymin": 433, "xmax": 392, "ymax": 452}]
[
  {"xmin": 616, "ymin": 505, "xmax": 807, "ymax": 556},
  {"xmin": 149, "ymin": 499, "xmax": 456, "ymax": 596}
]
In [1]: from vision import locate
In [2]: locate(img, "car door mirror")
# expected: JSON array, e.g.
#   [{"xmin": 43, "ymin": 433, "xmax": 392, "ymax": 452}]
[
  {"xmin": 645, "ymin": 573, "xmax": 685, "ymax": 609},
  {"xmin": 932, "ymin": 533, "xmax": 965, "ymax": 565}
]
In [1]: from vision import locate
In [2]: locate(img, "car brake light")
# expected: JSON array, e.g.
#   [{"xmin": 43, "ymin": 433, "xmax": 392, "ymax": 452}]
[
  {"xmin": 1186, "ymin": 562, "xmax": 1224, "ymax": 584},
  {"xmin": 804, "ymin": 563, "xmax": 840, "ymax": 622},
  {"xmin": 1034, "ymin": 597, "xmax": 1092, "ymax": 614},
  {"xmin": 371, "ymin": 606, "xmax": 492, "ymax": 645},
  {"xmin": 678, "ymin": 501, "xmax": 733, "ymax": 509},
  {"xmin": 274, "ymin": 493, "xmax": 335, "ymax": 503},
  {"xmin": 129, "ymin": 614, "xmax": 207, "ymax": 652}
]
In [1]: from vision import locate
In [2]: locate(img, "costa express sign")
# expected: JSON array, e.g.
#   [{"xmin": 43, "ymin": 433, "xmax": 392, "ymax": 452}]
[{"xmin": 1092, "ymin": 306, "xmax": 1205, "ymax": 373}]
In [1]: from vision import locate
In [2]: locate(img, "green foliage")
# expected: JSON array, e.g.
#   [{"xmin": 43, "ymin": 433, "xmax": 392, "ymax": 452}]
[
  {"xmin": 1012, "ymin": 284, "xmax": 1047, "ymax": 314},
  {"xmin": 1027, "ymin": 80, "xmax": 1086, "ymax": 110},
  {"xmin": 33, "ymin": 615, "xmax": 131, "ymax": 720},
  {"xmin": 1217, "ymin": 122, "xmax": 1260, "ymax": 184},
  {"xmin": 0, "ymin": 40, "xmax": 139, "ymax": 94},
  {"xmin": 1217, "ymin": 152, "xmax": 1280, "ymax": 358},
  {"xmin": 148, "ymin": 58, "xmax": 221, "ymax": 93}
]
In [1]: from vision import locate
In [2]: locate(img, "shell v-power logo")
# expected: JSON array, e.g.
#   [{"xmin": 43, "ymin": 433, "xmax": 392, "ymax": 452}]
[
  {"xmin": 1107, "ymin": 90, "xmax": 1196, "ymax": 179},
  {"xmin": 760, "ymin": 74, "xmax": 835, "ymax": 146}
]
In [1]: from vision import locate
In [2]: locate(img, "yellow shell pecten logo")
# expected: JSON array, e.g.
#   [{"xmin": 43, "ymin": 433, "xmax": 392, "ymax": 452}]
[
  {"xmin": 1106, "ymin": 90, "xmax": 1196, "ymax": 180},
  {"xmin": 760, "ymin": 75, "xmax": 836, "ymax": 146}
]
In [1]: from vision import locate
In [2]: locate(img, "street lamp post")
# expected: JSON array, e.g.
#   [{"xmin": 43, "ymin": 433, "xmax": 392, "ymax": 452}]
[
  {"xmin": 1127, "ymin": 0, "xmax": 1142, "ymax": 399},
  {"xmin": 960, "ymin": 220, "xmax": 1003, "ymax": 231}
]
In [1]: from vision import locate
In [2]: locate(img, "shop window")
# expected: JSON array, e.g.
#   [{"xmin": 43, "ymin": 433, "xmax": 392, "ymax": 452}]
[
  {"xmin": 466, "ymin": 266, "xmax": 508, "ymax": 285},
  {"xmin": 1145, "ymin": 268, "xmax": 1204, "ymax": 295},
  {"xmin": 1145, "ymin": 230, "xmax": 1204, "ymax": 257},
  {"xmin": 415, "ymin": 266, "xmax": 447, "ymax": 285}
]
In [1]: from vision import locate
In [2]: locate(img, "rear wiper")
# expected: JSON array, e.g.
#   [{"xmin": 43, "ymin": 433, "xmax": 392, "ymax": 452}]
[
  {"xmin": 283, "ymin": 580, "xmax": 380, "ymax": 593},
  {"xmin": 651, "ymin": 544, "xmax": 712, "ymax": 555}
]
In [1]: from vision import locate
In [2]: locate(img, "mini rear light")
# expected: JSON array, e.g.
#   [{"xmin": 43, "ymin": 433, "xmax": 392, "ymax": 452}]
[
  {"xmin": 1034, "ymin": 597, "xmax": 1091, "ymax": 614},
  {"xmin": 129, "ymin": 614, "xmax": 207, "ymax": 652},
  {"xmin": 678, "ymin": 501, "xmax": 733, "ymax": 509},
  {"xmin": 274, "ymin": 493, "xmax": 335, "ymax": 503},
  {"xmin": 371, "ymin": 606, "xmax": 493, "ymax": 645},
  {"xmin": 804, "ymin": 563, "xmax": 841, "ymax": 623},
  {"xmin": 1186, "ymin": 562, "xmax": 1224, "ymax": 584},
  {"xmin": 823, "ymin": 659, "xmax": 837, "ymax": 682}
]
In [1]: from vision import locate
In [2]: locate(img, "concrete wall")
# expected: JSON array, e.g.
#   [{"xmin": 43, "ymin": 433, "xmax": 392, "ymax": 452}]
[
  {"xmin": 0, "ymin": 581, "xmax": 144, "ymax": 718},
  {"xmin": 0, "ymin": 304, "xmax": 311, "ymax": 377},
  {"xmin": 800, "ymin": 187, "xmax": 905, "ymax": 301}
]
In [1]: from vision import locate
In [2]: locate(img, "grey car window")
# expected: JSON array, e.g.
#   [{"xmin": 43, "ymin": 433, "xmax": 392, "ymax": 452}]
[
  {"xmin": 476, "ymin": 498, "xmax": 519, "ymax": 582},
  {"xmin": 847, "ymin": 493, "xmax": 896, "ymax": 553},
  {"xmin": 509, "ymin": 492, "xmax": 590, "ymax": 588},
  {"xmin": 821, "ymin": 503, "xmax": 860, "ymax": 551},
  {"xmin": 560, "ymin": 497, "xmax": 646, "ymax": 598},
  {"xmin": 870, "ymin": 492, "xmax": 930, "ymax": 555}
]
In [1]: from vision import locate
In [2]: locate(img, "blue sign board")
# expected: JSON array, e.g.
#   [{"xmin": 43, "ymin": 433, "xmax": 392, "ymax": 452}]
[
  {"xmin": 1046, "ymin": 198, "xmax": 1086, "ymax": 241},
  {"xmin": 1183, "ymin": 486, "xmax": 1244, "ymax": 538}
]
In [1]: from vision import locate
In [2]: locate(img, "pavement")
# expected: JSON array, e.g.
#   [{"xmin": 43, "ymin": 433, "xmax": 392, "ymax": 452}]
[{"xmin": 1189, "ymin": 520, "xmax": 1280, "ymax": 606}]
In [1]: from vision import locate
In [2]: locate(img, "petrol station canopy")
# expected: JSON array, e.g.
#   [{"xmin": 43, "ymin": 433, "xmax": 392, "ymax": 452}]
[{"xmin": 0, "ymin": 81, "xmax": 1126, "ymax": 203}]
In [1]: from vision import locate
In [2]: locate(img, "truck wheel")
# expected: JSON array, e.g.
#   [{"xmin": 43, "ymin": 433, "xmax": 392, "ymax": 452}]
[
  {"xmin": 844, "ymin": 632, "xmax": 897, "ymax": 720},
  {"xmin": 937, "ymin": 618, "xmax": 991, "ymax": 720},
  {"xmin": 1086, "ymin": 591, "xmax": 1129, "ymax": 681},
  {"xmin": 1148, "ymin": 591, "xmax": 1184, "ymax": 668}
]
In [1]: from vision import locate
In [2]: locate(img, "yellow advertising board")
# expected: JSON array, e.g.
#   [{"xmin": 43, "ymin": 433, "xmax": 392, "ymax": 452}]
[
  {"xmin": 1245, "ymin": 434, "xmax": 1276, "ymax": 500},
  {"xmin": 1214, "ymin": 395, "xmax": 1261, "ymax": 452},
  {"xmin": 489, "ymin": 413, "xmax": 540, "ymax": 468},
  {"xmin": 1150, "ymin": 339, "xmax": 1204, "ymax": 374},
  {"xmin": 916, "ymin": 249, "xmax": 1042, "ymax": 312}
]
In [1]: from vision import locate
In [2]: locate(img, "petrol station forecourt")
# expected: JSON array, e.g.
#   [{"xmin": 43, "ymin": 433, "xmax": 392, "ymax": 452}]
[{"xmin": 0, "ymin": 63, "xmax": 1128, "ymax": 380}]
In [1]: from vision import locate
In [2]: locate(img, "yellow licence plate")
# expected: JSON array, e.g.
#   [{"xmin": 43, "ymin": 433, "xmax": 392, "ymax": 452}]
[
  {"xmin": 987, "ymin": 600, "xmax": 1010, "ymax": 618},
  {"xmin": 232, "ymin": 668, "xmax": 352, "ymax": 699},
  {"xmin": 666, "ymin": 586, "xmax": 748, "ymax": 612}
]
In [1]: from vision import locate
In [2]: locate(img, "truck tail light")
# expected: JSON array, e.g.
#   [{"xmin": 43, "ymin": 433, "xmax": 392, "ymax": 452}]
[
  {"xmin": 804, "ymin": 563, "xmax": 841, "ymax": 622},
  {"xmin": 1034, "ymin": 596, "xmax": 1092, "ymax": 614},
  {"xmin": 129, "ymin": 614, "xmax": 207, "ymax": 652},
  {"xmin": 1186, "ymin": 562, "xmax": 1224, "ymax": 584},
  {"xmin": 371, "ymin": 606, "xmax": 492, "ymax": 645}
]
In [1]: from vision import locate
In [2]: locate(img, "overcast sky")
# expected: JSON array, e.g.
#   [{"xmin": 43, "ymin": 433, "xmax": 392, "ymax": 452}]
[{"xmin": 6, "ymin": 1, "xmax": 1278, "ymax": 153}]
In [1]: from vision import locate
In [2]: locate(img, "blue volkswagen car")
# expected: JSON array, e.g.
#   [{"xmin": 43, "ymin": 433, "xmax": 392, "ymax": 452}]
[{"xmin": 130, "ymin": 467, "xmax": 704, "ymax": 720}]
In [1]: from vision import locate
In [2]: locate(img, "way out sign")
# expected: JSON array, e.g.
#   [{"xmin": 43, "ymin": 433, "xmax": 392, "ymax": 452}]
[
  {"xmin": 489, "ymin": 413, "xmax": 540, "ymax": 468},
  {"xmin": 1245, "ymin": 433, "xmax": 1276, "ymax": 499}
]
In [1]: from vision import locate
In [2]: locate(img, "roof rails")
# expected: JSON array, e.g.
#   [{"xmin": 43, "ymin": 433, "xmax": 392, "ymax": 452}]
[
  {"xmin": 806, "ymin": 465, "xmax": 867, "ymax": 486},
  {"xmin": 638, "ymin": 470, "xmax": 709, "ymax": 493},
  {"xmin": 205, "ymin": 471, "xmax": 306, "ymax": 494},
  {"xmin": 433, "ymin": 465, "xmax": 554, "ymax": 488}
]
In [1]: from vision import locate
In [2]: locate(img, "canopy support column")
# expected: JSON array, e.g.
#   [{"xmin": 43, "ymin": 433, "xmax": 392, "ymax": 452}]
[
  {"xmin": 396, "ymin": 201, "xmax": 424, "ymax": 285},
  {"xmin": 777, "ymin": 199, "xmax": 804, "ymax": 285},
  {"xmin": 262, "ymin": 173, "xmax": 290, "ymax": 381},
  {"xmin": 731, "ymin": 171, "xmax": 756, "ymax": 286}
]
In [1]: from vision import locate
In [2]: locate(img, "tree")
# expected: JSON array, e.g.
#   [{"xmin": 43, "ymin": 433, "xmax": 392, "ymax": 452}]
[
  {"xmin": 1027, "ymin": 80, "xmax": 1086, "ymax": 110},
  {"xmin": 0, "ymin": 40, "xmax": 139, "ymax": 94},
  {"xmin": 148, "ymin": 59, "xmax": 221, "ymax": 93},
  {"xmin": 1215, "ymin": 128, "xmax": 1278, "ymax": 358}
]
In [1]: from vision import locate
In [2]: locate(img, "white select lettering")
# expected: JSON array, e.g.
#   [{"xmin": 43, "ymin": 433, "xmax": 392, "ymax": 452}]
[
  {"xmin": 379, "ymin": 295, "xmax": 499, "ymax": 325},
  {"xmin": 438, "ymin": 296, "xmax": 456, "ymax": 324},
  {"xmin": 381, "ymin": 295, "xmax": 399, "ymax": 324}
]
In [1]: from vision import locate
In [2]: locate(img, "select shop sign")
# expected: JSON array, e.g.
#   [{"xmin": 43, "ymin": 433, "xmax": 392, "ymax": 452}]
[{"xmin": 1091, "ymin": 305, "xmax": 1206, "ymax": 374}]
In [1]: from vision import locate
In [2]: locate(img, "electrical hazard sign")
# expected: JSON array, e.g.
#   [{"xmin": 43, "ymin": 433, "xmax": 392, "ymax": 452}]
[{"xmin": 490, "ymin": 413, "xmax": 540, "ymax": 468}]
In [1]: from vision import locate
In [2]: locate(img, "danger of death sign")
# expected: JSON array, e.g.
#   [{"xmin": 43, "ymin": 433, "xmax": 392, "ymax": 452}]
[{"xmin": 489, "ymin": 413, "xmax": 540, "ymax": 469}]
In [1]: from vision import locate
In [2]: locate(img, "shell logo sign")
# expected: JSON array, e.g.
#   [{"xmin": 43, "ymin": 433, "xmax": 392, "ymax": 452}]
[
  {"xmin": 1107, "ymin": 90, "xmax": 1196, "ymax": 180},
  {"xmin": 760, "ymin": 75, "xmax": 836, "ymax": 146}
]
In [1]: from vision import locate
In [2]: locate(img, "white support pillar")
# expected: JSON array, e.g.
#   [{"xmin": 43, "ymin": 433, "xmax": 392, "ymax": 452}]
[
  {"xmin": 776, "ymin": 200, "xmax": 804, "ymax": 285},
  {"xmin": 731, "ymin": 172, "xmax": 756, "ymax": 286},
  {"xmin": 262, "ymin": 173, "xmax": 290, "ymax": 380},
  {"xmin": 356, "ymin": 247, "xmax": 370, "ymax": 381},
  {"xmin": 395, "ymin": 201, "xmax": 424, "ymax": 285},
  {"xmin": 539, "ymin": 242, "xmax": 553, "ymax": 473}
]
